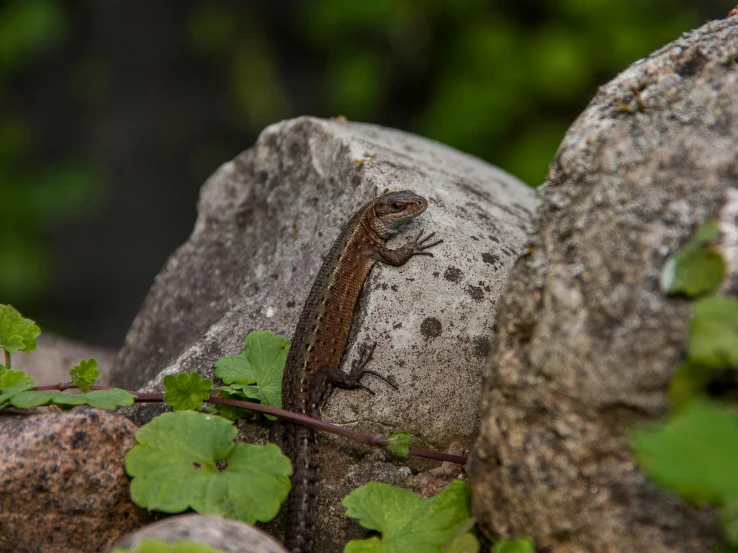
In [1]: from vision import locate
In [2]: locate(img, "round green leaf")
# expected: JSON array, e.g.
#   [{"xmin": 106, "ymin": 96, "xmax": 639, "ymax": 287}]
[
  {"xmin": 0, "ymin": 304, "xmax": 40, "ymax": 353},
  {"xmin": 9, "ymin": 390, "xmax": 53, "ymax": 408},
  {"xmin": 631, "ymin": 398, "xmax": 738, "ymax": 504},
  {"xmin": 163, "ymin": 372, "xmax": 213, "ymax": 411},
  {"xmin": 70, "ymin": 358, "xmax": 99, "ymax": 392},
  {"xmin": 0, "ymin": 369, "xmax": 35, "ymax": 404},
  {"xmin": 343, "ymin": 480, "xmax": 471, "ymax": 553},
  {"xmin": 126, "ymin": 410, "xmax": 292, "ymax": 524},
  {"xmin": 688, "ymin": 297, "xmax": 738, "ymax": 368}
]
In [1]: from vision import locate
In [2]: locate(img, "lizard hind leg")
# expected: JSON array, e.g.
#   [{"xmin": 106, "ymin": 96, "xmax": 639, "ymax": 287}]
[
  {"xmin": 310, "ymin": 343, "xmax": 398, "ymax": 411},
  {"xmin": 331, "ymin": 342, "xmax": 398, "ymax": 392}
]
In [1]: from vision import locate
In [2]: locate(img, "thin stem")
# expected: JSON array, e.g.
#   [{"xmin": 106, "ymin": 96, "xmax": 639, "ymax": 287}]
[
  {"xmin": 3, "ymin": 348, "xmax": 9, "ymax": 370},
  {"xmin": 29, "ymin": 382, "xmax": 469, "ymax": 466}
]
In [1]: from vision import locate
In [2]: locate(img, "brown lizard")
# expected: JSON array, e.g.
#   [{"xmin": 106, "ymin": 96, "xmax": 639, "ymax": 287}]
[{"xmin": 280, "ymin": 189, "xmax": 441, "ymax": 553}]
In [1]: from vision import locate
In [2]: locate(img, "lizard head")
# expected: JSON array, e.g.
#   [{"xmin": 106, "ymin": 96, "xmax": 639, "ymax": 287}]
[{"xmin": 371, "ymin": 190, "xmax": 428, "ymax": 238}]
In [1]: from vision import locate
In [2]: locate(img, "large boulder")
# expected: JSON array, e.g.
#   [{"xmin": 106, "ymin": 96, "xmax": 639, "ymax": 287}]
[
  {"xmin": 469, "ymin": 17, "xmax": 738, "ymax": 553},
  {"xmin": 109, "ymin": 116, "xmax": 537, "ymax": 551}
]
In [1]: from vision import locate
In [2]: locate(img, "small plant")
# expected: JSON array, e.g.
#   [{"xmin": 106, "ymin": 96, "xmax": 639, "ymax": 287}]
[
  {"xmin": 342, "ymin": 480, "xmax": 473, "ymax": 553},
  {"xmin": 1, "ymin": 304, "xmax": 496, "ymax": 551},
  {"xmin": 213, "ymin": 330, "xmax": 289, "ymax": 419},
  {"xmin": 126, "ymin": 410, "xmax": 292, "ymax": 524},
  {"xmin": 632, "ymin": 220, "xmax": 738, "ymax": 550},
  {"xmin": 0, "ymin": 303, "xmax": 40, "ymax": 369}
]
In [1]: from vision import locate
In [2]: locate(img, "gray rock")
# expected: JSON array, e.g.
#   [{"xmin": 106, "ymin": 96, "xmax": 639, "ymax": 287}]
[
  {"xmin": 110, "ymin": 116, "xmax": 536, "ymax": 551},
  {"xmin": 111, "ymin": 514, "xmax": 287, "ymax": 553},
  {"xmin": 469, "ymin": 17, "xmax": 738, "ymax": 553},
  {"xmin": 0, "ymin": 409, "xmax": 155, "ymax": 553},
  {"xmin": 12, "ymin": 333, "xmax": 117, "ymax": 386}
]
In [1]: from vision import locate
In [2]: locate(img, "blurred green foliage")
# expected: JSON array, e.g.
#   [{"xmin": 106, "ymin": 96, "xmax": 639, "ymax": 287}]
[
  {"xmin": 295, "ymin": 0, "xmax": 698, "ymax": 185},
  {"xmin": 0, "ymin": 0, "xmax": 727, "ymax": 316},
  {"xmin": 633, "ymin": 226, "xmax": 738, "ymax": 547},
  {"xmin": 184, "ymin": 0, "xmax": 707, "ymax": 186},
  {"xmin": 0, "ymin": 0, "xmax": 101, "ymax": 304},
  {"xmin": 0, "ymin": 0, "xmax": 66, "ymax": 73}
]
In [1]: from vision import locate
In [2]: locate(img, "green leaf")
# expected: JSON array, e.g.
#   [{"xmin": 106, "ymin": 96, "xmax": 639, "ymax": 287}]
[
  {"xmin": 0, "ymin": 304, "xmax": 40, "ymax": 353},
  {"xmin": 661, "ymin": 220, "xmax": 724, "ymax": 296},
  {"xmin": 226, "ymin": 382, "xmax": 281, "ymax": 414},
  {"xmin": 72, "ymin": 389, "xmax": 136, "ymax": 410},
  {"xmin": 47, "ymin": 393, "xmax": 89, "ymax": 408},
  {"xmin": 163, "ymin": 372, "xmax": 213, "ymax": 411},
  {"xmin": 722, "ymin": 500, "xmax": 738, "ymax": 546},
  {"xmin": 442, "ymin": 518, "xmax": 479, "ymax": 553},
  {"xmin": 126, "ymin": 411, "xmax": 292, "ymax": 524},
  {"xmin": 343, "ymin": 480, "xmax": 472, "ymax": 553},
  {"xmin": 693, "ymin": 220, "xmax": 721, "ymax": 244},
  {"xmin": 0, "ymin": 369, "xmax": 35, "ymax": 404},
  {"xmin": 214, "ymin": 354, "xmax": 256, "ymax": 386},
  {"xmin": 111, "ymin": 538, "xmax": 229, "ymax": 553},
  {"xmin": 661, "ymin": 250, "xmax": 724, "ymax": 297},
  {"xmin": 207, "ymin": 387, "xmax": 254, "ymax": 421},
  {"xmin": 688, "ymin": 297, "xmax": 738, "ymax": 368},
  {"xmin": 493, "ymin": 538, "xmax": 536, "ymax": 553},
  {"xmin": 9, "ymin": 388, "xmax": 135, "ymax": 410},
  {"xmin": 9, "ymin": 390, "xmax": 53, "ymax": 408},
  {"xmin": 442, "ymin": 532, "xmax": 479, "ymax": 553},
  {"xmin": 387, "ymin": 430, "xmax": 411, "ymax": 458},
  {"xmin": 631, "ymin": 398, "xmax": 738, "ymax": 505},
  {"xmin": 70, "ymin": 358, "xmax": 99, "ymax": 392},
  {"xmin": 668, "ymin": 360, "xmax": 715, "ymax": 408},
  {"xmin": 214, "ymin": 331, "xmax": 289, "ymax": 411}
]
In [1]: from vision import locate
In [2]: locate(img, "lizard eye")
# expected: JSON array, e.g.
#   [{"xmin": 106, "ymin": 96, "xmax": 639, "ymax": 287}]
[{"xmin": 391, "ymin": 202, "xmax": 402, "ymax": 210}]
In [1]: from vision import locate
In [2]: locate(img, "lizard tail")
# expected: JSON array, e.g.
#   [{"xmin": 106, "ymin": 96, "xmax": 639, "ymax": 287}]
[{"xmin": 284, "ymin": 425, "xmax": 320, "ymax": 553}]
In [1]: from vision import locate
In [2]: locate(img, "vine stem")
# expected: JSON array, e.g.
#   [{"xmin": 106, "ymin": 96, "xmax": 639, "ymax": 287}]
[
  {"xmin": 3, "ymin": 349, "xmax": 9, "ymax": 370},
  {"xmin": 32, "ymin": 382, "xmax": 469, "ymax": 465}
]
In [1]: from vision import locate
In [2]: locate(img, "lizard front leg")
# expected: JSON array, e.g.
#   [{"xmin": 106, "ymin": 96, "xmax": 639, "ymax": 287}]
[{"xmin": 372, "ymin": 231, "xmax": 442, "ymax": 266}]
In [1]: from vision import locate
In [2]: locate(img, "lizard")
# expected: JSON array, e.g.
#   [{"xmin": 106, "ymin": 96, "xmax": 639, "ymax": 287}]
[{"xmin": 280, "ymin": 189, "xmax": 441, "ymax": 553}]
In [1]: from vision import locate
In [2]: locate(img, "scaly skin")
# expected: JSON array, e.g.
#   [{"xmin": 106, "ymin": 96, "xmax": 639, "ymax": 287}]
[{"xmin": 280, "ymin": 190, "xmax": 441, "ymax": 553}]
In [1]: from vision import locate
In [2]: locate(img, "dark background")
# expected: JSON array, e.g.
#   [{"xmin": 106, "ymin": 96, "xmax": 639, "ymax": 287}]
[{"xmin": 0, "ymin": 0, "xmax": 731, "ymax": 348}]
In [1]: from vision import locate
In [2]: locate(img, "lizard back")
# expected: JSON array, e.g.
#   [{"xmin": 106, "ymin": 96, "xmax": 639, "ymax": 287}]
[
  {"xmin": 282, "ymin": 199, "xmax": 378, "ymax": 417},
  {"xmin": 279, "ymin": 190, "xmax": 437, "ymax": 553}
]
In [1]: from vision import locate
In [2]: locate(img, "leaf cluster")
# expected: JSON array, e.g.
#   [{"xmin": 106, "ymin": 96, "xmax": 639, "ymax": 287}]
[
  {"xmin": 212, "ymin": 330, "xmax": 289, "ymax": 419},
  {"xmin": 2, "ymin": 309, "xmax": 519, "ymax": 551},
  {"xmin": 342, "ymin": 480, "xmax": 535, "ymax": 552},
  {"xmin": 659, "ymin": 222, "xmax": 738, "ymax": 405},
  {"xmin": 635, "ymin": 223, "xmax": 738, "ymax": 546},
  {"xmin": 0, "ymin": 304, "xmax": 133, "ymax": 412},
  {"xmin": 661, "ymin": 220, "xmax": 724, "ymax": 297},
  {"xmin": 343, "ymin": 480, "xmax": 473, "ymax": 553},
  {"xmin": 0, "ymin": 304, "xmax": 40, "ymax": 356}
]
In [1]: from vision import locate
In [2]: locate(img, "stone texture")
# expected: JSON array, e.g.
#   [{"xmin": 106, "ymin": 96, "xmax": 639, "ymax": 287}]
[
  {"xmin": 0, "ymin": 409, "xmax": 154, "ymax": 553},
  {"xmin": 469, "ymin": 17, "xmax": 738, "ymax": 553},
  {"xmin": 111, "ymin": 514, "xmax": 287, "ymax": 553},
  {"xmin": 12, "ymin": 333, "xmax": 117, "ymax": 386},
  {"xmin": 109, "ymin": 116, "xmax": 537, "ymax": 551}
]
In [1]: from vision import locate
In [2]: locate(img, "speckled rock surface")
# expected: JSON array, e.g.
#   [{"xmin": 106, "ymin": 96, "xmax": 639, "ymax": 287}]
[
  {"xmin": 469, "ymin": 17, "xmax": 738, "ymax": 553},
  {"xmin": 0, "ymin": 409, "xmax": 154, "ymax": 553},
  {"xmin": 111, "ymin": 514, "xmax": 287, "ymax": 553},
  {"xmin": 109, "ymin": 116, "xmax": 537, "ymax": 551}
]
